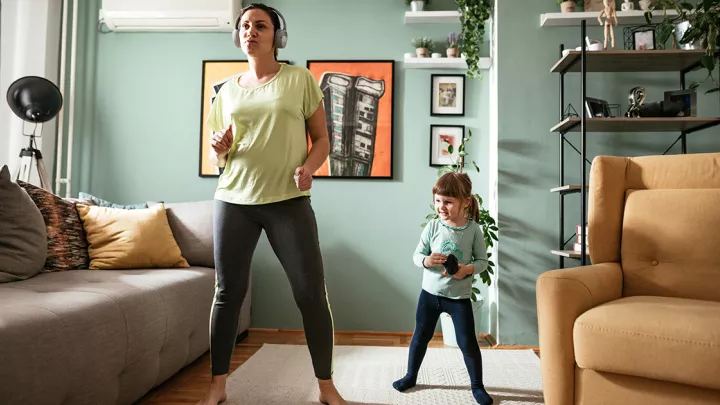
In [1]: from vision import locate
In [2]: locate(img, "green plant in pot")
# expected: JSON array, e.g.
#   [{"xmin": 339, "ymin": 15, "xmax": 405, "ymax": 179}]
[
  {"xmin": 558, "ymin": 0, "xmax": 580, "ymax": 13},
  {"xmin": 455, "ymin": 0, "xmax": 492, "ymax": 79},
  {"xmin": 421, "ymin": 129, "xmax": 498, "ymax": 303},
  {"xmin": 645, "ymin": 0, "xmax": 720, "ymax": 93},
  {"xmin": 411, "ymin": 36, "xmax": 434, "ymax": 57}
]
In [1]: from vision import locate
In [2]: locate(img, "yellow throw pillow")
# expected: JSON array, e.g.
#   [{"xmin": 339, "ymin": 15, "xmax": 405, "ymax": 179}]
[{"xmin": 76, "ymin": 203, "xmax": 189, "ymax": 270}]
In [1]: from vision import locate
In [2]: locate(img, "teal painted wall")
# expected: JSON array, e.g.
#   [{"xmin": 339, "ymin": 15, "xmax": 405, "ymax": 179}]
[
  {"xmin": 70, "ymin": 0, "xmax": 493, "ymax": 334},
  {"xmin": 496, "ymin": 0, "xmax": 720, "ymax": 345}
]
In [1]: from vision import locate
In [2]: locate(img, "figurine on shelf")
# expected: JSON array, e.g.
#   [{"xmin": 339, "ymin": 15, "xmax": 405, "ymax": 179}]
[
  {"xmin": 621, "ymin": 0, "xmax": 634, "ymax": 11},
  {"xmin": 598, "ymin": 0, "xmax": 618, "ymax": 49}
]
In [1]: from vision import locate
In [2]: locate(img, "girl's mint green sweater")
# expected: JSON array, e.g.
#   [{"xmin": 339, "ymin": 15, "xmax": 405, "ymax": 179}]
[{"xmin": 413, "ymin": 218, "xmax": 488, "ymax": 299}]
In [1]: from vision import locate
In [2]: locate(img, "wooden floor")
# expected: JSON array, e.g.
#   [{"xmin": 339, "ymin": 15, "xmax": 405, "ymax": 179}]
[{"xmin": 135, "ymin": 329, "xmax": 539, "ymax": 405}]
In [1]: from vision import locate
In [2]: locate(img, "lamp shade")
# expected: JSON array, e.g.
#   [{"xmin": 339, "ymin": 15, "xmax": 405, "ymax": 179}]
[{"xmin": 6, "ymin": 76, "xmax": 63, "ymax": 123}]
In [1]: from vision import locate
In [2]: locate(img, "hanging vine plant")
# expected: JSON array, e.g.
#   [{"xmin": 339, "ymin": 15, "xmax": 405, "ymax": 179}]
[{"xmin": 455, "ymin": 0, "xmax": 493, "ymax": 80}]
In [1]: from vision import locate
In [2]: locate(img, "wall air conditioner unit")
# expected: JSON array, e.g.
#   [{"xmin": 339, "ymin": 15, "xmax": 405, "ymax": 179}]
[{"xmin": 99, "ymin": 0, "xmax": 243, "ymax": 32}]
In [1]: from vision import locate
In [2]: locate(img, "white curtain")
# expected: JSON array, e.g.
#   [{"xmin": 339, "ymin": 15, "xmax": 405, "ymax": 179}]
[{"xmin": 0, "ymin": 0, "xmax": 63, "ymax": 184}]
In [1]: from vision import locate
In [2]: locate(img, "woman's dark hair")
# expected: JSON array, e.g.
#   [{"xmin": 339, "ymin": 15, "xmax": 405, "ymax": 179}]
[{"xmin": 239, "ymin": 3, "xmax": 281, "ymax": 59}]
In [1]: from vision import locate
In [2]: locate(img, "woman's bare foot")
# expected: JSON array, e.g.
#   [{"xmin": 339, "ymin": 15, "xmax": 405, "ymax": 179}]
[
  {"xmin": 195, "ymin": 374, "xmax": 228, "ymax": 405},
  {"xmin": 317, "ymin": 378, "xmax": 348, "ymax": 405}
]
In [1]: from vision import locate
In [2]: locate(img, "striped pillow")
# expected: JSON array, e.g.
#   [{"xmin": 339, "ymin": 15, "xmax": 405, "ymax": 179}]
[{"xmin": 17, "ymin": 181, "xmax": 90, "ymax": 272}]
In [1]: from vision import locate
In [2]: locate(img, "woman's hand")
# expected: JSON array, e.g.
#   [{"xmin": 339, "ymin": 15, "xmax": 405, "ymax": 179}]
[
  {"xmin": 211, "ymin": 124, "xmax": 233, "ymax": 156},
  {"xmin": 294, "ymin": 165, "xmax": 313, "ymax": 191},
  {"xmin": 424, "ymin": 253, "xmax": 447, "ymax": 268}
]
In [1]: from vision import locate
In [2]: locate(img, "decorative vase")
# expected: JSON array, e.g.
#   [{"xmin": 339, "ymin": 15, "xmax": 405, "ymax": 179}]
[
  {"xmin": 416, "ymin": 47, "xmax": 429, "ymax": 58},
  {"xmin": 560, "ymin": 1, "xmax": 576, "ymax": 13},
  {"xmin": 638, "ymin": 0, "xmax": 652, "ymax": 11},
  {"xmin": 410, "ymin": 0, "xmax": 425, "ymax": 12},
  {"xmin": 447, "ymin": 47, "xmax": 459, "ymax": 58}
]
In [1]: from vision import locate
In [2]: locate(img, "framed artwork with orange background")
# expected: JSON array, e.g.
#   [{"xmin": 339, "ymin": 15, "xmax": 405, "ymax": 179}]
[
  {"xmin": 198, "ymin": 59, "xmax": 290, "ymax": 177},
  {"xmin": 306, "ymin": 60, "xmax": 395, "ymax": 179}
]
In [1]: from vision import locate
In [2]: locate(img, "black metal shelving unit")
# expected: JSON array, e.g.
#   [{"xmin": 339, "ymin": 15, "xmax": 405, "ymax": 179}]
[{"xmin": 552, "ymin": 19, "xmax": 720, "ymax": 269}]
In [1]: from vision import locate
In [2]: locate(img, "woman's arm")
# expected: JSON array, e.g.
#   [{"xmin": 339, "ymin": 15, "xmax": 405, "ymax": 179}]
[{"xmin": 303, "ymin": 103, "xmax": 330, "ymax": 173}]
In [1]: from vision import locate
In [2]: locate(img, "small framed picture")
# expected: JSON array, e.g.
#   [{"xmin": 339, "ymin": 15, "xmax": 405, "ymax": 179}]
[
  {"xmin": 429, "ymin": 125, "xmax": 465, "ymax": 167},
  {"xmin": 664, "ymin": 89, "xmax": 697, "ymax": 117},
  {"xmin": 634, "ymin": 29, "xmax": 656, "ymax": 50},
  {"xmin": 431, "ymin": 74, "xmax": 465, "ymax": 116}
]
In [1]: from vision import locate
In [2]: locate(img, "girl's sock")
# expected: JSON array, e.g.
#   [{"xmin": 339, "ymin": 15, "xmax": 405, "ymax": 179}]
[
  {"xmin": 472, "ymin": 386, "xmax": 493, "ymax": 405},
  {"xmin": 392, "ymin": 374, "xmax": 417, "ymax": 392}
]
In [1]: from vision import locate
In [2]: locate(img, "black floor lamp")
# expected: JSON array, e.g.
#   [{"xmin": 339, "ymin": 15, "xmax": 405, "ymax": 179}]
[{"xmin": 6, "ymin": 75, "xmax": 63, "ymax": 191}]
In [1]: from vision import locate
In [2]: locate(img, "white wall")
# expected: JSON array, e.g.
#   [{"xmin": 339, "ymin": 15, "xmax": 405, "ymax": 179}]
[{"xmin": 0, "ymin": 0, "xmax": 62, "ymax": 185}]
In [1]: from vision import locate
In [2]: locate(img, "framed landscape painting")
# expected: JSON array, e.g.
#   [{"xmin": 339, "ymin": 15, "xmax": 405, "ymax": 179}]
[
  {"xmin": 306, "ymin": 60, "xmax": 395, "ymax": 179},
  {"xmin": 198, "ymin": 59, "xmax": 290, "ymax": 177}
]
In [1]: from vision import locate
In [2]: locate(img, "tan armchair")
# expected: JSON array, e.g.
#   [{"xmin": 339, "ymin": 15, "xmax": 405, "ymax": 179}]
[{"xmin": 536, "ymin": 153, "xmax": 720, "ymax": 405}]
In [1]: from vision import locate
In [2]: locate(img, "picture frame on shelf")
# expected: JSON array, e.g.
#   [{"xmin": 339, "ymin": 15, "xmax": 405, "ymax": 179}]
[
  {"xmin": 198, "ymin": 59, "xmax": 291, "ymax": 177},
  {"xmin": 431, "ymin": 74, "xmax": 465, "ymax": 116},
  {"xmin": 623, "ymin": 25, "xmax": 663, "ymax": 51},
  {"xmin": 429, "ymin": 124, "xmax": 465, "ymax": 167},
  {"xmin": 306, "ymin": 59, "xmax": 395, "ymax": 179},
  {"xmin": 585, "ymin": 97, "xmax": 613, "ymax": 118},
  {"xmin": 664, "ymin": 89, "xmax": 697, "ymax": 117}
]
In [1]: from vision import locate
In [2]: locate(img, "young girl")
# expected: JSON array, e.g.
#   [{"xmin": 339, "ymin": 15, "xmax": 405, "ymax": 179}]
[{"xmin": 393, "ymin": 172, "xmax": 493, "ymax": 405}]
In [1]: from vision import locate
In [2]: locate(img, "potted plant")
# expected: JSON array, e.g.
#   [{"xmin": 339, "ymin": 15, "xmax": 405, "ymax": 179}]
[
  {"xmin": 447, "ymin": 32, "xmax": 462, "ymax": 58},
  {"xmin": 405, "ymin": 0, "xmax": 430, "ymax": 12},
  {"xmin": 411, "ymin": 36, "xmax": 434, "ymax": 58},
  {"xmin": 645, "ymin": 0, "xmax": 720, "ymax": 93},
  {"xmin": 421, "ymin": 129, "xmax": 498, "ymax": 347},
  {"xmin": 558, "ymin": 0, "xmax": 580, "ymax": 13},
  {"xmin": 455, "ymin": 0, "xmax": 492, "ymax": 79}
]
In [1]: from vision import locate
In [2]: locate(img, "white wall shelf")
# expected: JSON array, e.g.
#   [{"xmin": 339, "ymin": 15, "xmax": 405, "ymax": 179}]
[
  {"xmin": 403, "ymin": 56, "xmax": 493, "ymax": 70},
  {"xmin": 540, "ymin": 9, "xmax": 678, "ymax": 27},
  {"xmin": 404, "ymin": 11, "xmax": 461, "ymax": 24}
]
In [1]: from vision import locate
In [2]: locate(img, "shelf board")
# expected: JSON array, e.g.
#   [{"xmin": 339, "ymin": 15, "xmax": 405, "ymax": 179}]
[
  {"xmin": 540, "ymin": 10, "xmax": 678, "ymax": 27},
  {"xmin": 551, "ymin": 249, "xmax": 588, "ymax": 258},
  {"xmin": 404, "ymin": 10, "xmax": 461, "ymax": 24},
  {"xmin": 551, "ymin": 49, "xmax": 707, "ymax": 73},
  {"xmin": 551, "ymin": 117, "xmax": 720, "ymax": 133},
  {"xmin": 403, "ymin": 57, "xmax": 493, "ymax": 70},
  {"xmin": 551, "ymin": 185, "xmax": 586, "ymax": 194}
]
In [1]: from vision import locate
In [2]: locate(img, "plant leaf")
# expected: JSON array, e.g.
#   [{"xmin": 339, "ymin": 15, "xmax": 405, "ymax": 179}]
[
  {"xmin": 448, "ymin": 144, "xmax": 454, "ymax": 154},
  {"xmin": 702, "ymin": 55, "xmax": 715, "ymax": 71}
]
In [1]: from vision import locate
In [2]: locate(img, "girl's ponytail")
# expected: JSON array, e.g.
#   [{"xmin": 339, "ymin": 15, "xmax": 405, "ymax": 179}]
[{"xmin": 468, "ymin": 194, "xmax": 480, "ymax": 223}]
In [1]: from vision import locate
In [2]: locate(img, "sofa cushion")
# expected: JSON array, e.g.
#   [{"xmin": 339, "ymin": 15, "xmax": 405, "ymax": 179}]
[
  {"xmin": 0, "ymin": 166, "xmax": 47, "ymax": 282},
  {"xmin": 0, "ymin": 267, "xmax": 215, "ymax": 405},
  {"xmin": 18, "ymin": 180, "xmax": 91, "ymax": 272},
  {"xmin": 150, "ymin": 200, "xmax": 215, "ymax": 267},
  {"xmin": 622, "ymin": 188, "xmax": 720, "ymax": 302},
  {"xmin": 574, "ymin": 295, "xmax": 720, "ymax": 390},
  {"xmin": 76, "ymin": 203, "xmax": 189, "ymax": 270},
  {"xmin": 78, "ymin": 191, "xmax": 148, "ymax": 209}
]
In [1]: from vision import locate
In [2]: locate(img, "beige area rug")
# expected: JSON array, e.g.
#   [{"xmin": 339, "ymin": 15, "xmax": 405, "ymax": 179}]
[{"xmin": 225, "ymin": 344, "xmax": 544, "ymax": 404}]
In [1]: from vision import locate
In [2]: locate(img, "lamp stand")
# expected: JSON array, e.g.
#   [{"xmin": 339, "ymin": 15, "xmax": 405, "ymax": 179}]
[{"xmin": 15, "ymin": 134, "xmax": 51, "ymax": 192}]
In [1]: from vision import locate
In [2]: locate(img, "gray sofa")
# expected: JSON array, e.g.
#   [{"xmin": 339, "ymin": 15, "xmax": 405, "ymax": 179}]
[{"xmin": 0, "ymin": 198, "xmax": 252, "ymax": 405}]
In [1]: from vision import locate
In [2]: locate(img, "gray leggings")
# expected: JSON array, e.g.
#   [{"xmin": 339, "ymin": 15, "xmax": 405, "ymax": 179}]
[{"xmin": 210, "ymin": 196, "xmax": 335, "ymax": 379}]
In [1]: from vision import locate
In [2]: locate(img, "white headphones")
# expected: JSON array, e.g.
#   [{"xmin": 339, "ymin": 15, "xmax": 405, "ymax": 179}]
[{"xmin": 232, "ymin": 6, "xmax": 288, "ymax": 50}]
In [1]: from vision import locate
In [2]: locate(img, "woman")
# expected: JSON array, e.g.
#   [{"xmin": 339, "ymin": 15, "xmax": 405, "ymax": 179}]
[{"xmin": 197, "ymin": 3, "xmax": 347, "ymax": 405}]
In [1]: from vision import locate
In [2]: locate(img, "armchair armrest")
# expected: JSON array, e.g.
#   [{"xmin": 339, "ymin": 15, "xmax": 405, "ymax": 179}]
[{"xmin": 536, "ymin": 262, "xmax": 623, "ymax": 405}]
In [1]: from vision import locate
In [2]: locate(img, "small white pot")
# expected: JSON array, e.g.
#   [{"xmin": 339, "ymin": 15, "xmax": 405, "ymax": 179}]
[{"xmin": 410, "ymin": 0, "xmax": 426, "ymax": 12}]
